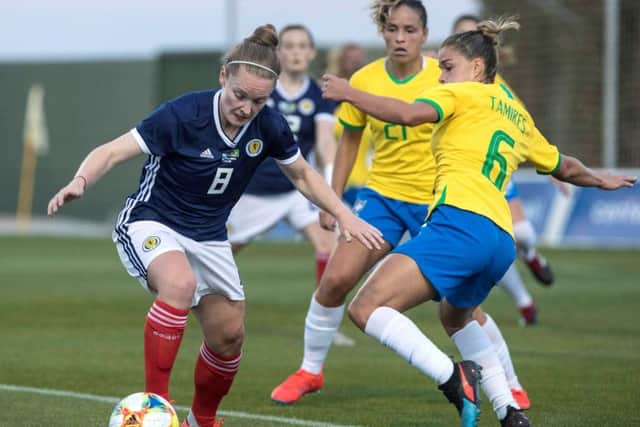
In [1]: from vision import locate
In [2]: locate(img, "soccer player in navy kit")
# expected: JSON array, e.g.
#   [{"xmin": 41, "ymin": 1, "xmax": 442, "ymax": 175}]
[
  {"xmin": 227, "ymin": 25, "xmax": 337, "ymax": 292},
  {"xmin": 47, "ymin": 24, "xmax": 383, "ymax": 427}
]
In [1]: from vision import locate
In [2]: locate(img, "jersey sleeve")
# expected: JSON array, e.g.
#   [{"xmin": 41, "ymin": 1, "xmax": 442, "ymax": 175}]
[
  {"xmin": 338, "ymin": 72, "xmax": 368, "ymax": 131},
  {"xmin": 265, "ymin": 112, "xmax": 301, "ymax": 165},
  {"xmin": 528, "ymin": 126, "xmax": 562, "ymax": 174},
  {"xmin": 132, "ymin": 102, "xmax": 180, "ymax": 156},
  {"xmin": 414, "ymin": 85, "xmax": 457, "ymax": 124},
  {"xmin": 315, "ymin": 97, "xmax": 337, "ymax": 123}
]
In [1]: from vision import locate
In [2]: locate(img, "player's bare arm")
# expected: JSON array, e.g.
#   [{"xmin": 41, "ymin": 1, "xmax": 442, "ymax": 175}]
[
  {"xmin": 553, "ymin": 155, "xmax": 637, "ymax": 190},
  {"xmin": 314, "ymin": 119, "xmax": 337, "ymax": 176},
  {"xmin": 321, "ymin": 74, "xmax": 438, "ymax": 126},
  {"xmin": 319, "ymin": 127, "xmax": 363, "ymax": 230},
  {"xmin": 279, "ymin": 156, "xmax": 383, "ymax": 249},
  {"xmin": 47, "ymin": 132, "xmax": 143, "ymax": 216}
]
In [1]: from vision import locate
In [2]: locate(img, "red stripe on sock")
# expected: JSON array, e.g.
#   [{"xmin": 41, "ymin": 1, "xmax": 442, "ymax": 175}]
[
  {"xmin": 144, "ymin": 300, "xmax": 188, "ymax": 400},
  {"xmin": 192, "ymin": 344, "xmax": 241, "ymax": 426},
  {"xmin": 200, "ymin": 344, "xmax": 241, "ymax": 374}
]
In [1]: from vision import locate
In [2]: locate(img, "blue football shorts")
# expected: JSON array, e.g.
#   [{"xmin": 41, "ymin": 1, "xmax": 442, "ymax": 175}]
[
  {"xmin": 352, "ymin": 187, "xmax": 429, "ymax": 248},
  {"xmin": 393, "ymin": 205, "xmax": 516, "ymax": 308}
]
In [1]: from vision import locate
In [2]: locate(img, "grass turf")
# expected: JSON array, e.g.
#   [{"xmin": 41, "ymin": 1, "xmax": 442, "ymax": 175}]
[{"xmin": 0, "ymin": 236, "xmax": 638, "ymax": 426}]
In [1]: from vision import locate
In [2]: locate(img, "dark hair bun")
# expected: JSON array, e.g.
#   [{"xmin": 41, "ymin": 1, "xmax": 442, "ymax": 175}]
[{"xmin": 248, "ymin": 24, "xmax": 279, "ymax": 48}]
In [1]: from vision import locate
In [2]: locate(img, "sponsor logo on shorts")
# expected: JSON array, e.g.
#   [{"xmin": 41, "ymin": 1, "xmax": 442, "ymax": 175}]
[
  {"xmin": 298, "ymin": 98, "xmax": 315, "ymax": 115},
  {"xmin": 246, "ymin": 139, "xmax": 263, "ymax": 157},
  {"xmin": 353, "ymin": 199, "xmax": 367, "ymax": 215},
  {"xmin": 142, "ymin": 236, "xmax": 161, "ymax": 252}
]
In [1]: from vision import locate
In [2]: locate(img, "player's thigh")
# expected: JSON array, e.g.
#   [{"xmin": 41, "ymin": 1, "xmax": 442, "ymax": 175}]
[
  {"xmin": 147, "ymin": 250, "xmax": 197, "ymax": 305},
  {"xmin": 114, "ymin": 220, "xmax": 196, "ymax": 308},
  {"xmin": 192, "ymin": 294, "xmax": 245, "ymax": 355},
  {"xmin": 349, "ymin": 253, "xmax": 436, "ymax": 329}
]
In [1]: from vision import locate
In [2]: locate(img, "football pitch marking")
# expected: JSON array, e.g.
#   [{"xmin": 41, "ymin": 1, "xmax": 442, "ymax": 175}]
[{"xmin": 0, "ymin": 383, "xmax": 363, "ymax": 427}]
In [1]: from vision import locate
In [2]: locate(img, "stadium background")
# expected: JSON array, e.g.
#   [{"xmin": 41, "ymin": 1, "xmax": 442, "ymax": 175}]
[{"xmin": 1, "ymin": 1, "xmax": 638, "ymax": 246}]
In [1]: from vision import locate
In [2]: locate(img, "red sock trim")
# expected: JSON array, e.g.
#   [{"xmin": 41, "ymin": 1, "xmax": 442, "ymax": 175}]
[
  {"xmin": 143, "ymin": 300, "xmax": 188, "ymax": 400},
  {"xmin": 199, "ymin": 344, "xmax": 241, "ymax": 377},
  {"xmin": 148, "ymin": 300, "xmax": 188, "ymax": 330}
]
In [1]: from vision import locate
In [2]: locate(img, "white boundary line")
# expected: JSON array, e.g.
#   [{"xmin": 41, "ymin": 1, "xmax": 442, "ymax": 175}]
[{"xmin": 0, "ymin": 384, "xmax": 362, "ymax": 427}]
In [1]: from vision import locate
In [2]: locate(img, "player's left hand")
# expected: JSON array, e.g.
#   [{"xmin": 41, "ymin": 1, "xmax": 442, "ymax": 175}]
[
  {"xmin": 319, "ymin": 210, "xmax": 336, "ymax": 231},
  {"xmin": 321, "ymin": 74, "xmax": 350, "ymax": 102},
  {"xmin": 335, "ymin": 210, "xmax": 384, "ymax": 250},
  {"xmin": 597, "ymin": 173, "xmax": 637, "ymax": 190}
]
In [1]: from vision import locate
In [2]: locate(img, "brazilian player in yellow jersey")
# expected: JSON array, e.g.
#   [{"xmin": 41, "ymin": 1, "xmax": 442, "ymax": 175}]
[
  {"xmin": 338, "ymin": 55, "xmax": 439, "ymax": 204},
  {"xmin": 272, "ymin": 1, "xmax": 487, "ymax": 417},
  {"xmin": 323, "ymin": 16, "xmax": 635, "ymax": 427},
  {"xmin": 453, "ymin": 16, "xmax": 558, "ymax": 330}
]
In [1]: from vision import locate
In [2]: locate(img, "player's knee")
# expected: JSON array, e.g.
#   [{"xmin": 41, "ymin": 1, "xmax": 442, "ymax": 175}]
[
  {"xmin": 317, "ymin": 271, "xmax": 354, "ymax": 305},
  {"xmin": 220, "ymin": 323, "xmax": 245, "ymax": 350},
  {"xmin": 171, "ymin": 275, "xmax": 197, "ymax": 300},
  {"xmin": 206, "ymin": 323, "xmax": 244, "ymax": 355}
]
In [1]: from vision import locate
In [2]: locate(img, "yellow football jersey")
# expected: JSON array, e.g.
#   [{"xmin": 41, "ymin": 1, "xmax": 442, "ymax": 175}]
[
  {"xmin": 416, "ymin": 82, "xmax": 561, "ymax": 236},
  {"xmin": 339, "ymin": 56, "xmax": 440, "ymax": 204},
  {"xmin": 334, "ymin": 103, "xmax": 373, "ymax": 188}
]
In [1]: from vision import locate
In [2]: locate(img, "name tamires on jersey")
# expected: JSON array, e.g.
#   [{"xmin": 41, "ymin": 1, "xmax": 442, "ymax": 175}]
[
  {"xmin": 244, "ymin": 76, "xmax": 335, "ymax": 195},
  {"xmin": 115, "ymin": 89, "xmax": 300, "ymax": 242}
]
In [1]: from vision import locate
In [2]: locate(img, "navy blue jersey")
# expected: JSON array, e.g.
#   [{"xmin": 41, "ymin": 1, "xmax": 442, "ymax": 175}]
[
  {"xmin": 116, "ymin": 89, "xmax": 300, "ymax": 241},
  {"xmin": 244, "ymin": 76, "xmax": 335, "ymax": 195}
]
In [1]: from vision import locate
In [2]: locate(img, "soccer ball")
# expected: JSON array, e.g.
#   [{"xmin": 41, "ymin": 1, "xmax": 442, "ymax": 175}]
[{"xmin": 109, "ymin": 392, "xmax": 179, "ymax": 427}]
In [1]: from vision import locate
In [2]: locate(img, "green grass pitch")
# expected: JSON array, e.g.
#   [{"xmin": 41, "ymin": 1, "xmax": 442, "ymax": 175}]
[{"xmin": 1, "ymin": 236, "xmax": 639, "ymax": 426}]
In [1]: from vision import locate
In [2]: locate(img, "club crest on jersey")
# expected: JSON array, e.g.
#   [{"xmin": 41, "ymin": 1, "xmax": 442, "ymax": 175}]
[
  {"xmin": 246, "ymin": 139, "xmax": 263, "ymax": 157},
  {"xmin": 298, "ymin": 98, "xmax": 315, "ymax": 116},
  {"xmin": 221, "ymin": 149, "xmax": 240, "ymax": 163},
  {"xmin": 142, "ymin": 236, "xmax": 161, "ymax": 252}
]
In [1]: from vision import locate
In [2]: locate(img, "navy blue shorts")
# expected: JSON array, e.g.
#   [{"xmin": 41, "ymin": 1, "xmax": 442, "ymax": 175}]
[
  {"xmin": 394, "ymin": 205, "xmax": 516, "ymax": 308},
  {"xmin": 353, "ymin": 187, "xmax": 429, "ymax": 248}
]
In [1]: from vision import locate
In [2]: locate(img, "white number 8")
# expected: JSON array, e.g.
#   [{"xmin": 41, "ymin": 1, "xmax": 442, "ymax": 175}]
[{"xmin": 207, "ymin": 167, "xmax": 233, "ymax": 194}]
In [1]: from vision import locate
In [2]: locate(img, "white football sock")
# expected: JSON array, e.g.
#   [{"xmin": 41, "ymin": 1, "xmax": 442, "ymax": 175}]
[
  {"xmin": 513, "ymin": 220, "xmax": 537, "ymax": 261},
  {"xmin": 452, "ymin": 320, "xmax": 517, "ymax": 420},
  {"xmin": 301, "ymin": 293, "xmax": 344, "ymax": 375},
  {"xmin": 365, "ymin": 306, "xmax": 454, "ymax": 385},
  {"xmin": 500, "ymin": 263, "xmax": 533, "ymax": 308},
  {"xmin": 481, "ymin": 313, "xmax": 522, "ymax": 390}
]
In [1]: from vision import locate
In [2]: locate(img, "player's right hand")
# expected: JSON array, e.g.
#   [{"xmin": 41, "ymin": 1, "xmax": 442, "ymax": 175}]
[
  {"xmin": 47, "ymin": 177, "xmax": 86, "ymax": 216},
  {"xmin": 321, "ymin": 74, "xmax": 350, "ymax": 102},
  {"xmin": 319, "ymin": 210, "xmax": 336, "ymax": 231}
]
